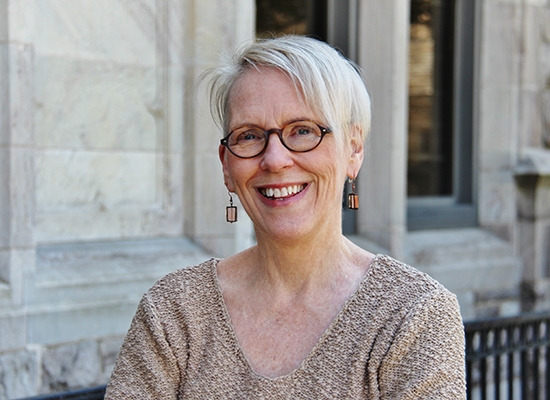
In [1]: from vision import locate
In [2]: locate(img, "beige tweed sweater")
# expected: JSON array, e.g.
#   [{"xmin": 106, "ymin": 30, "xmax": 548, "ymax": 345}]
[{"xmin": 105, "ymin": 255, "xmax": 466, "ymax": 399}]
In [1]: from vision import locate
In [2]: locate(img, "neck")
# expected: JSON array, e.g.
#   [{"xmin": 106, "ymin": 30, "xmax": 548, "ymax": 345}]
[{"xmin": 250, "ymin": 224, "xmax": 355, "ymax": 294}]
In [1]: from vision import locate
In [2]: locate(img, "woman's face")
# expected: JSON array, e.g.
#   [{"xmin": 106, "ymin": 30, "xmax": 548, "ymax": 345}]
[{"xmin": 219, "ymin": 67, "xmax": 363, "ymax": 242}]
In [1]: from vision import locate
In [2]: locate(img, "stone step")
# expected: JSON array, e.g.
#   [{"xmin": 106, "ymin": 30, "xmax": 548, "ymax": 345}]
[
  {"xmin": 30, "ymin": 237, "xmax": 212, "ymax": 307},
  {"xmin": 403, "ymin": 228, "xmax": 515, "ymax": 267},
  {"xmin": 415, "ymin": 257, "xmax": 520, "ymax": 294}
]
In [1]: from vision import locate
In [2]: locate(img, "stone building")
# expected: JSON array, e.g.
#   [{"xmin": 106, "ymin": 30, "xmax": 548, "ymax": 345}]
[{"xmin": 0, "ymin": 0, "xmax": 549, "ymax": 397}]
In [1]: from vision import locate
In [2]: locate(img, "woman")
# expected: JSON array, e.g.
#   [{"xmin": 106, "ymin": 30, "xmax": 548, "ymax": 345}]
[{"xmin": 106, "ymin": 36, "xmax": 466, "ymax": 399}]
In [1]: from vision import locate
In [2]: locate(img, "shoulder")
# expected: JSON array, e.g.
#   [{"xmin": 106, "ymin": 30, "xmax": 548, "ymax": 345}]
[
  {"xmin": 372, "ymin": 256, "xmax": 466, "ymax": 398},
  {"xmin": 149, "ymin": 258, "xmax": 218, "ymax": 294},
  {"xmin": 371, "ymin": 254, "xmax": 454, "ymax": 301},
  {"xmin": 365, "ymin": 254, "xmax": 462, "ymax": 329},
  {"xmin": 140, "ymin": 258, "xmax": 220, "ymax": 319}
]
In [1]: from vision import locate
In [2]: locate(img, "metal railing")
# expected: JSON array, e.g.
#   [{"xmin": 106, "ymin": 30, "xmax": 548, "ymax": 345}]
[
  {"xmin": 18, "ymin": 386, "xmax": 106, "ymax": 400},
  {"xmin": 465, "ymin": 310, "xmax": 550, "ymax": 399}
]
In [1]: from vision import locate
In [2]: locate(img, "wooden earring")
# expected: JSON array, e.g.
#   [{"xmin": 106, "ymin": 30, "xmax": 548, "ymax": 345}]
[
  {"xmin": 348, "ymin": 178, "xmax": 358, "ymax": 210},
  {"xmin": 226, "ymin": 192, "xmax": 237, "ymax": 223}
]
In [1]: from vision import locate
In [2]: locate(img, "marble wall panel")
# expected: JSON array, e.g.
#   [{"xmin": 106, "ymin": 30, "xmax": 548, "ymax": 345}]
[
  {"xmin": 0, "ymin": 312, "xmax": 26, "ymax": 352},
  {"xmin": 479, "ymin": 87, "xmax": 519, "ymax": 151},
  {"xmin": 541, "ymin": 39, "xmax": 550, "ymax": 85},
  {"xmin": 192, "ymin": 152, "xmax": 230, "ymax": 236},
  {"xmin": 478, "ymin": 179, "xmax": 517, "ymax": 230},
  {"xmin": 0, "ymin": 286, "xmax": 10, "ymax": 310},
  {"xmin": 480, "ymin": 2, "xmax": 522, "ymax": 87},
  {"xmin": 0, "ymin": 45, "xmax": 8, "ymax": 146},
  {"xmin": 535, "ymin": 176, "xmax": 550, "ymax": 217},
  {"xmin": 35, "ymin": 204, "xmax": 182, "ymax": 243},
  {"xmin": 36, "ymin": 151, "xmax": 157, "ymax": 211},
  {"xmin": 183, "ymin": 0, "xmax": 255, "ymax": 257},
  {"xmin": 2, "ymin": 43, "xmax": 35, "ymax": 250},
  {"xmin": 166, "ymin": 67, "xmax": 185, "ymax": 153},
  {"xmin": 156, "ymin": 0, "xmax": 186, "ymax": 68},
  {"xmin": 543, "ymin": 89, "xmax": 550, "ymax": 147},
  {"xmin": 542, "ymin": 7, "xmax": 550, "ymax": 45},
  {"xmin": 356, "ymin": 0, "xmax": 409, "ymax": 256},
  {"xmin": 0, "ymin": 44, "xmax": 7, "ymax": 249},
  {"xmin": 0, "ymin": 348, "xmax": 40, "ymax": 399},
  {"xmin": 522, "ymin": 6, "xmax": 541, "ymax": 88},
  {"xmin": 537, "ymin": 7, "xmax": 550, "ymax": 81},
  {"xmin": 0, "ymin": 0, "xmax": 6, "ymax": 43},
  {"xmin": 27, "ymin": 302, "xmax": 138, "ymax": 345},
  {"xmin": 33, "ymin": 146, "xmax": 186, "ymax": 242},
  {"xmin": 0, "ymin": 149, "xmax": 8, "ymax": 249},
  {"xmin": 161, "ymin": 151, "xmax": 184, "ymax": 217},
  {"xmin": 8, "ymin": 248, "xmax": 35, "ymax": 307},
  {"xmin": 192, "ymin": 69, "xmax": 222, "ymax": 153},
  {"xmin": 528, "ymin": 0, "xmax": 549, "ymax": 6},
  {"xmin": 7, "ymin": 44, "xmax": 34, "ymax": 147},
  {"xmin": 478, "ymin": 152, "xmax": 517, "ymax": 180},
  {"xmin": 520, "ymin": 90, "xmax": 544, "ymax": 148},
  {"xmin": 0, "ymin": 250, "xmax": 7, "ymax": 284},
  {"xmin": 10, "ymin": 0, "xmax": 156, "ymax": 66},
  {"xmin": 9, "ymin": 148, "xmax": 34, "ymax": 248},
  {"xmin": 35, "ymin": 57, "xmax": 157, "ymax": 151},
  {"xmin": 187, "ymin": 0, "xmax": 255, "ymax": 72},
  {"xmin": 41, "ymin": 341, "xmax": 100, "ymax": 392}
]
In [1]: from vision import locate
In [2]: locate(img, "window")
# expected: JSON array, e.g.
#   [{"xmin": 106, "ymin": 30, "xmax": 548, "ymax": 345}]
[
  {"xmin": 407, "ymin": 0, "xmax": 476, "ymax": 230},
  {"xmin": 256, "ymin": 0, "xmax": 327, "ymax": 40}
]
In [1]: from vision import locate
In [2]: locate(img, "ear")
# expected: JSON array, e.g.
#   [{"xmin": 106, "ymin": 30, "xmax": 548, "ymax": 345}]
[
  {"xmin": 219, "ymin": 144, "xmax": 236, "ymax": 192},
  {"xmin": 347, "ymin": 124, "xmax": 364, "ymax": 179}
]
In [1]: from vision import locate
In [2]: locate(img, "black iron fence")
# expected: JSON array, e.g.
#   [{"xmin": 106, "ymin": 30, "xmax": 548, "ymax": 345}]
[
  {"xmin": 465, "ymin": 310, "xmax": 550, "ymax": 399},
  {"xmin": 18, "ymin": 386, "xmax": 106, "ymax": 400}
]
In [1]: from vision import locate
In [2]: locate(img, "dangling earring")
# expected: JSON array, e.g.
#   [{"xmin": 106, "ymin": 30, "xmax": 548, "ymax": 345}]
[
  {"xmin": 226, "ymin": 192, "xmax": 237, "ymax": 223},
  {"xmin": 348, "ymin": 177, "xmax": 358, "ymax": 210}
]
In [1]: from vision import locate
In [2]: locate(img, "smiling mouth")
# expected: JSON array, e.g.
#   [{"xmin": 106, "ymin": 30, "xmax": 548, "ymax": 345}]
[{"xmin": 259, "ymin": 184, "xmax": 306, "ymax": 199}]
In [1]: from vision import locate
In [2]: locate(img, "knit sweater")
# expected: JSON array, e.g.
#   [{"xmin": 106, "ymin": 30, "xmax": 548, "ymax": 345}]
[{"xmin": 105, "ymin": 255, "xmax": 466, "ymax": 399}]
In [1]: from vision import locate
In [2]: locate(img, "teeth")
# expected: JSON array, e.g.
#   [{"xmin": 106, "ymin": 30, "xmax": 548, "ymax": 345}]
[{"xmin": 261, "ymin": 184, "xmax": 305, "ymax": 199}]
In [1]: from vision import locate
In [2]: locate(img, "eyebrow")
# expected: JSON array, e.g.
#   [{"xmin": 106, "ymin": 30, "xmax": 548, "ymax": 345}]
[{"xmin": 229, "ymin": 118, "xmax": 318, "ymax": 132}]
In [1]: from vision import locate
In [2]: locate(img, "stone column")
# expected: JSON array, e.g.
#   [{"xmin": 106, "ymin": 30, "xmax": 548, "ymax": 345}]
[
  {"xmin": 183, "ymin": 0, "xmax": 255, "ymax": 258},
  {"xmin": 477, "ymin": 0, "xmax": 524, "ymax": 241},
  {"xmin": 355, "ymin": 0, "xmax": 409, "ymax": 257},
  {"xmin": 515, "ymin": 148, "xmax": 550, "ymax": 312},
  {"xmin": 0, "ymin": 2, "xmax": 38, "ymax": 395}
]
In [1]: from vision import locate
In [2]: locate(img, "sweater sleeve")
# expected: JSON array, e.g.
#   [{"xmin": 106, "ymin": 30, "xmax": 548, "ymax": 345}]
[
  {"xmin": 379, "ymin": 287, "xmax": 466, "ymax": 400},
  {"xmin": 105, "ymin": 293, "xmax": 183, "ymax": 400}
]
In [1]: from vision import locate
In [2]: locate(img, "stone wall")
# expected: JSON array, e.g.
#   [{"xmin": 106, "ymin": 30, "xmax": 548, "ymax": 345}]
[
  {"xmin": 516, "ymin": 149, "xmax": 550, "ymax": 312},
  {"xmin": 516, "ymin": 0, "xmax": 550, "ymax": 312},
  {"xmin": 1, "ymin": 0, "xmax": 550, "ymax": 397},
  {"xmin": 0, "ymin": 0, "xmax": 255, "ymax": 398}
]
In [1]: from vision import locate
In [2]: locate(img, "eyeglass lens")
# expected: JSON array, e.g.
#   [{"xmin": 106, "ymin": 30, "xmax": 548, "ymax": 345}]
[{"xmin": 226, "ymin": 121, "xmax": 327, "ymax": 158}]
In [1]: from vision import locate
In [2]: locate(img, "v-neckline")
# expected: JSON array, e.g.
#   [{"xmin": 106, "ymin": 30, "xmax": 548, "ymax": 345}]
[{"xmin": 210, "ymin": 254, "xmax": 382, "ymax": 382}]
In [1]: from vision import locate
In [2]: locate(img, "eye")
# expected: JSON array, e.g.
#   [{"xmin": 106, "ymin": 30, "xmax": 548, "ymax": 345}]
[
  {"xmin": 288, "ymin": 122, "xmax": 321, "ymax": 137},
  {"xmin": 233, "ymin": 128, "xmax": 264, "ymax": 144},
  {"xmin": 296, "ymin": 127, "xmax": 315, "ymax": 135}
]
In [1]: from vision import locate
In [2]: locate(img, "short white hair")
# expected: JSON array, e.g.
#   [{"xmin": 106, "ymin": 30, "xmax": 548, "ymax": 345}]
[{"xmin": 204, "ymin": 35, "xmax": 371, "ymax": 144}]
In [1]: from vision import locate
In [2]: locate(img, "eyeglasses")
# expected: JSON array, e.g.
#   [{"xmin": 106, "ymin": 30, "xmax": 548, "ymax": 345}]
[{"xmin": 220, "ymin": 120, "xmax": 332, "ymax": 159}]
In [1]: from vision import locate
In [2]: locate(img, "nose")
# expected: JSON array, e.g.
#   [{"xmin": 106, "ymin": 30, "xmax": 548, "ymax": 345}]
[{"xmin": 259, "ymin": 132, "xmax": 294, "ymax": 172}]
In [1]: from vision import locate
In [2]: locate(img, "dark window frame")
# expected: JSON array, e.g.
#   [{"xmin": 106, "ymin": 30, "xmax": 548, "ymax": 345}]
[{"xmin": 407, "ymin": 0, "xmax": 477, "ymax": 230}]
